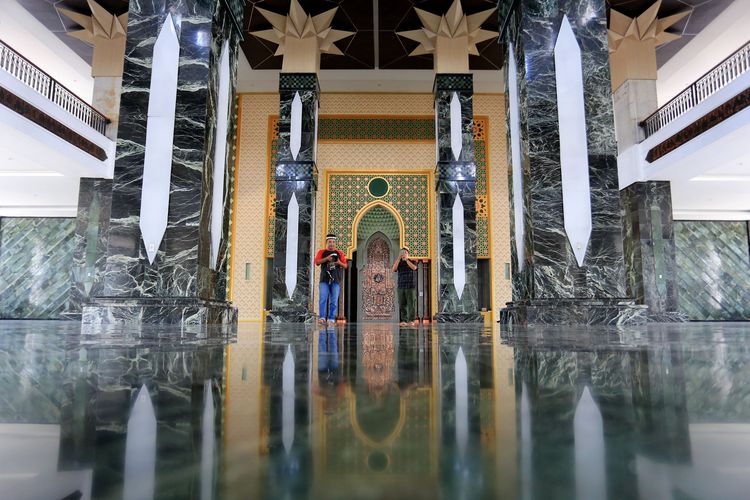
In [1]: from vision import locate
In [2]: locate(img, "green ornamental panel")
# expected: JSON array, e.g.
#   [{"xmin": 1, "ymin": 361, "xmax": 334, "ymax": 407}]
[{"xmin": 328, "ymin": 173, "xmax": 431, "ymax": 258}]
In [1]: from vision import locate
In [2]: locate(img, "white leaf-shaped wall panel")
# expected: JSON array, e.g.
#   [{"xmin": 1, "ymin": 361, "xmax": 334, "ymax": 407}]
[
  {"xmin": 140, "ymin": 14, "xmax": 180, "ymax": 265},
  {"xmin": 555, "ymin": 16, "xmax": 592, "ymax": 268}
]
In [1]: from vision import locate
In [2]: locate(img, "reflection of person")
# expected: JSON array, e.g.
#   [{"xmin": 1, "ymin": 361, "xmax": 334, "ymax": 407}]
[
  {"xmin": 316, "ymin": 326, "xmax": 343, "ymax": 412},
  {"xmin": 392, "ymin": 247, "xmax": 418, "ymax": 326},
  {"xmin": 314, "ymin": 234, "xmax": 348, "ymax": 326},
  {"xmin": 317, "ymin": 326, "xmax": 339, "ymax": 373}
]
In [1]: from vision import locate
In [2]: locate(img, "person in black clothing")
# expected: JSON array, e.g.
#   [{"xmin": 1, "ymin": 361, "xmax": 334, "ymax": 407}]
[{"xmin": 392, "ymin": 247, "xmax": 418, "ymax": 326}]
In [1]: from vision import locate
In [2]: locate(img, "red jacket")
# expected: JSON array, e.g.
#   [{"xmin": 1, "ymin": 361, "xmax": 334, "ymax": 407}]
[{"xmin": 315, "ymin": 249, "xmax": 347, "ymax": 267}]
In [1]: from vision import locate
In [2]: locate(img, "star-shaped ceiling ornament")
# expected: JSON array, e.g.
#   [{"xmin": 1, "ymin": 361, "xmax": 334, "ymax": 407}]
[
  {"xmin": 57, "ymin": 0, "xmax": 128, "ymax": 77},
  {"xmin": 250, "ymin": 0, "xmax": 355, "ymax": 73},
  {"xmin": 608, "ymin": 0, "xmax": 690, "ymax": 89},
  {"xmin": 397, "ymin": 0, "xmax": 497, "ymax": 73},
  {"xmin": 608, "ymin": 0, "xmax": 689, "ymax": 53}
]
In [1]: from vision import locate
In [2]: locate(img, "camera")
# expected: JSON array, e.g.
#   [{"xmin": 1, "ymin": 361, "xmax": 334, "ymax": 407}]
[{"xmin": 327, "ymin": 252, "xmax": 339, "ymax": 271}]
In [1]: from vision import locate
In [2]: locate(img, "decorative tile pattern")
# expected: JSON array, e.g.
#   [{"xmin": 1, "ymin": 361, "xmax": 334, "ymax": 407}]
[
  {"xmin": 474, "ymin": 119, "xmax": 489, "ymax": 258},
  {"xmin": 433, "ymin": 74, "xmax": 475, "ymax": 92},
  {"xmin": 279, "ymin": 73, "xmax": 321, "ymax": 91},
  {"xmin": 319, "ymin": 117, "xmax": 434, "ymax": 142},
  {"xmin": 320, "ymin": 94, "xmax": 434, "ymax": 114},
  {"xmin": 232, "ymin": 93, "xmax": 510, "ymax": 321},
  {"xmin": 327, "ymin": 173, "xmax": 431, "ymax": 258},
  {"xmin": 0, "ymin": 218, "xmax": 76, "ymax": 319},
  {"xmin": 231, "ymin": 94, "xmax": 278, "ymax": 321},
  {"xmin": 674, "ymin": 221, "xmax": 750, "ymax": 321},
  {"xmin": 267, "ymin": 115, "xmax": 491, "ymax": 258},
  {"xmin": 474, "ymin": 95, "xmax": 512, "ymax": 318}
]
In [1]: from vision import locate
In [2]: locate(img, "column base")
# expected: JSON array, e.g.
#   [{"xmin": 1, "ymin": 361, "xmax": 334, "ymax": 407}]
[
  {"xmin": 266, "ymin": 308, "xmax": 317, "ymax": 324},
  {"xmin": 435, "ymin": 312, "xmax": 484, "ymax": 323},
  {"xmin": 82, "ymin": 298, "xmax": 237, "ymax": 328},
  {"xmin": 499, "ymin": 299, "xmax": 648, "ymax": 326}
]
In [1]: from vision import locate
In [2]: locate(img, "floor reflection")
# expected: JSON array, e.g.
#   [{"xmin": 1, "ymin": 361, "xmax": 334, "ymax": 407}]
[{"xmin": 1, "ymin": 321, "xmax": 750, "ymax": 499}]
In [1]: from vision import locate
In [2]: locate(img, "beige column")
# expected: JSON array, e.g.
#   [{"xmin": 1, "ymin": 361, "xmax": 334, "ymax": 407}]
[
  {"xmin": 58, "ymin": 1, "xmax": 127, "ymax": 139},
  {"xmin": 608, "ymin": 1, "xmax": 689, "ymax": 150}
]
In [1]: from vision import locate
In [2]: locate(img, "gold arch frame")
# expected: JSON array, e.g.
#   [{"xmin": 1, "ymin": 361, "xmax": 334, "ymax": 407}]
[
  {"xmin": 347, "ymin": 200, "xmax": 406, "ymax": 259},
  {"xmin": 322, "ymin": 169, "xmax": 434, "ymax": 260},
  {"xmin": 347, "ymin": 385, "xmax": 408, "ymax": 450}
]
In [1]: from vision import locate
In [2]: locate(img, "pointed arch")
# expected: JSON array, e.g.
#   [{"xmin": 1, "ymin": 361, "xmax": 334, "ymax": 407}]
[{"xmin": 347, "ymin": 201, "xmax": 406, "ymax": 259}]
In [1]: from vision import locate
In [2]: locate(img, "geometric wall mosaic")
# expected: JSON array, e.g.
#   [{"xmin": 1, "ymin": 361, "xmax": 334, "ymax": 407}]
[
  {"xmin": 326, "ymin": 173, "xmax": 431, "ymax": 258},
  {"xmin": 265, "ymin": 115, "xmax": 491, "ymax": 259}
]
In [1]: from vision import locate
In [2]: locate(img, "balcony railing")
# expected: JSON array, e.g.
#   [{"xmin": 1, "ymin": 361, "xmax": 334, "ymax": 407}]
[
  {"xmin": 642, "ymin": 40, "xmax": 750, "ymax": 138},
  {"xmin": 0, "ymin": 39, "xmax": 109, "ymax": 135}
]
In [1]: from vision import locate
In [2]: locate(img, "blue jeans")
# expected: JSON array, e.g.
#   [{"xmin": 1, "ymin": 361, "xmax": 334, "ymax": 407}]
[
  {"xmin": 318, "ymin": 328, "xmax": 339, "ymax": 372},
  {"xmin": 319, "ymin": 282, "xmax": 340, "ymax": 321}
]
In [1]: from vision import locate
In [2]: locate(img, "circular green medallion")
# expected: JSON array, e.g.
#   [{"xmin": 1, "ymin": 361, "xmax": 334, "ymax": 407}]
[{"xmin": 368, "ymin": 177, "xmax": 389, "ymax": 198}]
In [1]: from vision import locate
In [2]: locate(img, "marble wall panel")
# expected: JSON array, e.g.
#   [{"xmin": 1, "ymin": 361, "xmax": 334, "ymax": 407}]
[
  {"xmin": 101, "ymin": 0, "xmax": 239, "ymax": 303},
  {"xmin": 674, "ymin": 220, "xmax": 750, "ymax": 321},
  {"xmin": 0, "ymin": 218, "xmax": 76, "ymax": 319},
  {"xmin": 621, "ymin": 181, "xmax": 681, "ymax": 319},
  {"xmin": 504, "ymin": 0, "xmax": 626, "ymax": 303},
  {"xmin": 197, "ymin": 7, "xmax": 240, "ymax": 303},
  {"xmin": 436, "ymin": 181, "xmax": 481, "ymax": 318},
  {"xmin": 434, "ymin": 75, "xmax": 481, "ymax": 322},
  {"xmin": 70, "ymin": 179, "xmax": 112, "ymax": 314},
  {"xmin": 267, "ymin": 74, "xmax": 319, "ymax": 322},
  {"xmin": 270, "ymin": 178, "xmax": 316, "ymax": 322}
]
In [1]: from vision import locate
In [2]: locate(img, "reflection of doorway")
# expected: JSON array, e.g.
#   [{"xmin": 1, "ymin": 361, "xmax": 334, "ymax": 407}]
[{"xmin": 359, "ymin": 234, "xmax": 397, "ymax": 321}]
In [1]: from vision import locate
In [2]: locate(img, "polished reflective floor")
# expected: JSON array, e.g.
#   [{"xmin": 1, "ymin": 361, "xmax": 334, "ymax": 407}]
[{"xmin": 1, "ymin": 321, "xmax": 750, "ymax": 499}]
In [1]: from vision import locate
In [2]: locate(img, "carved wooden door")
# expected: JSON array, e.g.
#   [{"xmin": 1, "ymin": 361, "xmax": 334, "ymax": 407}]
[{"xmin": 362, "ymin": 235, "xmax": 395, "ymax": 320}]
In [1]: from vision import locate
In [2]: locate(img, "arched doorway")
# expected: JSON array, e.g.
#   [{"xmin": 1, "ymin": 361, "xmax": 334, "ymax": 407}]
[
  {"xmin": 349, "ymin": 205, "xmax": 401, "ymax": 322},
  {"xmin": 360, "ymin": 233, "xmax": 397, "ymax": 321}
]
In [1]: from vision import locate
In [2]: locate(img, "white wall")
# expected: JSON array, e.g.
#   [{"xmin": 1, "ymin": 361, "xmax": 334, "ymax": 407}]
[
  {"xmin": 657, "ymin": 0, "xmax": 750, "ymax": 106},
  {"xmin": 0, "ymin": 0, "xmax": 93, "ymax": 101}
]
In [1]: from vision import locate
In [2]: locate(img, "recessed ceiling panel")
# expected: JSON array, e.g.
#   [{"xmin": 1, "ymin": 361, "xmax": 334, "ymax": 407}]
[
  {"xmin": 607, "ymin": 0, "xmax": 735, "ymax": 67},
  {"xmin": 242, "ymin": 0, "xmax": 375, "ymax": 70},
  {"xmin": 378, "ymin": 0, "xmax": 503, "ymax": 70},
  {"xmin": 17, "ymin": 0, "xmax": 129, "ymax": 64}
]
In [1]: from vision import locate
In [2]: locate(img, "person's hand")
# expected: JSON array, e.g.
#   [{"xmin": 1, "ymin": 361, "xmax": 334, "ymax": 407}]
[{"xmin": 325, "ymin": 255, "xmax": 333, "ymax": 262}]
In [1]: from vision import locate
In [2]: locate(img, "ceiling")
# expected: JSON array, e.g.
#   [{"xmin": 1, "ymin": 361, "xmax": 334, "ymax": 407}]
[
  {"xmin": 242, "ymin": 0, "xmax": 502, "ymax": 70},
  {"xmin": 14, "ymin": 0, "xmax": 128, "ymax": 66},
  {"xmin": 607, "ymin": 0, "xmax": 735, "ymax": 67},
  {"xmin": 17, "ymin": 0, "xmax": 736, "ymax": 71}
]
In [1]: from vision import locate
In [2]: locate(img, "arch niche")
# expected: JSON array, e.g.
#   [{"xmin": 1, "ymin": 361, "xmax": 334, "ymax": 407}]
[{"xmin": 350, "ymin": 203, "xmax": 404, "ymax": 322}]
